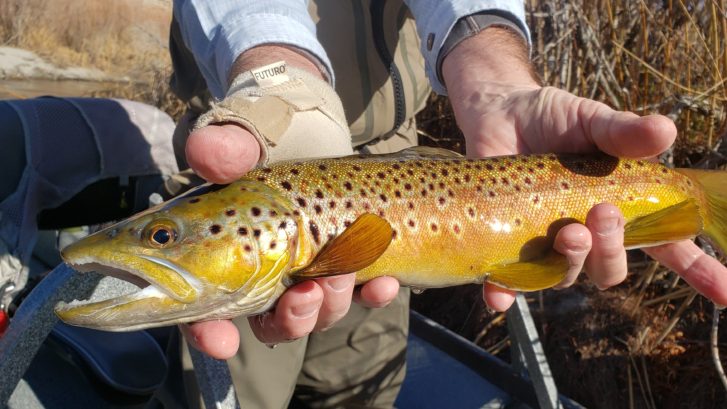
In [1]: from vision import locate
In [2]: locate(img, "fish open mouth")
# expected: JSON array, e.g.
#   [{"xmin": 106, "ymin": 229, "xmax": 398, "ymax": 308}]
[{"xmin": 54, "ymin": 250, "xmax": 202, "ymax": 331}]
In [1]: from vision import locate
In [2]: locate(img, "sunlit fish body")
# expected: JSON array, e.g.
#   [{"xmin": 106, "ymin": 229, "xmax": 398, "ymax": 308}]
[{"xmin": 55, "ymin": 147, "xmax": 727, "ymax": 331}]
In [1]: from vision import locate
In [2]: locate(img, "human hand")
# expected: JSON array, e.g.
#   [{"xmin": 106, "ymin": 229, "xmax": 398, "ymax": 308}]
[
  {"xmin": 442, "ymin": 27, "xmax": 727, "ymax": 310},
  {"xmin": 180, "ymin": 46, "xmax": 400, "ymax": 360}
]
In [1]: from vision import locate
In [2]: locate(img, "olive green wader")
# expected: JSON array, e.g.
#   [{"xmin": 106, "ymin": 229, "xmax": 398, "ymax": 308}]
[{"xmin": 157, "ymin": 1, "xmax": 431, "ymax": 408}]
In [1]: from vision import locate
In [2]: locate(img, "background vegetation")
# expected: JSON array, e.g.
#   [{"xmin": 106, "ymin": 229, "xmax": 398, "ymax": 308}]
[{"xmin": 1, "ymin": 0, "xmax": 726, "ymax": 408}]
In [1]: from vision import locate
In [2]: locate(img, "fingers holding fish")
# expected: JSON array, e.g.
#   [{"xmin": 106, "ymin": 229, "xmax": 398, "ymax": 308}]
[
  {"xmin": 584, "ymin": 203, "xmax": 628, "ymax": 290},
  {"xmin": 353, "ymin": 276, "xmax": 400, "ymax": 309},
  {"xmin": 313, "ymin": 274, "xmax": 356, "ymax": 332},
  {"xmin": 181, "ymin": 320, "xmax": 240, "ymax": 360},
  {"xmin": 645, "ymin": 241, "xmax": 727, "ymax": 306},
  {"xmin": 552, "ymin": 222, "xmax": 592, "ymax": 289},
  {"xmin": 249, "ymin": 280, "xmax": 323, "ymax": 344},
  {"xmin": 185, "ymin": 123, "xmax": 261, "ymax": 184},
  {"xmin": 482, "ymin": 283, "xmax": 516, "ymax": 312}
]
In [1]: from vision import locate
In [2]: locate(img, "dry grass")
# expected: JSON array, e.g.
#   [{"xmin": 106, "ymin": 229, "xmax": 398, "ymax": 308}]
[{"xmin": 0, "ymin": 0, "xmax": 171, "ymax": 77}]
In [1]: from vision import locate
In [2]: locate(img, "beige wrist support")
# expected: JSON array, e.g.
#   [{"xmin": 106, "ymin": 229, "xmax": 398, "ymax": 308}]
[{"xmin": 194, "ymin": 63, "xmax": 353, "ymax": 165}]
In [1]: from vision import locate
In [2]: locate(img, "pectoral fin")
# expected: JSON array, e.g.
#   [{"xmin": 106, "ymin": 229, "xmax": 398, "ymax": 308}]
[
  {"xmin": 486, "ymin": 251, "xmax": 569, "ymax": 291},
  {"xmin": 290, "ymin": 214, "xmax": 393, "ymax": 281},
  {"xmin": 623, "ymin": 199, "xmax": 703, "ymax": 249}
]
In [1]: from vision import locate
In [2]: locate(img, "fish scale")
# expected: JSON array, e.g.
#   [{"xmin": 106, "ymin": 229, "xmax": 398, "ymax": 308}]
[{"xmin": 54, "ymin": 147, "xmax": 727, "ymax": 331}]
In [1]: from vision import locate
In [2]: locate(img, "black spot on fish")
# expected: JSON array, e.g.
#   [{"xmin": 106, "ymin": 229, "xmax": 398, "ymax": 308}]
[
  {"xmin": 296, "ymin": 197, "xmax": 307, "ymax": 207},
  {"xmin": 210, "ymin": 225, "xmax": 221, "ymax": 234},
  {"xmin": 189, "ymin": 198, "xmax": 201, "ymax": 204},
  {"xmin": 253, "ymin": 229, "xmax": 261, "ymax": 237},
  {"xmin": 226, "ymin": 209, "xmax": 236, "ymax": 216},
  {"xmin": 315, "ymin": 189, "xmax": 324, "ymax": 199},
  {"xmin": 281, "ymin": 181, "xmax": 293, "ymax": 191},
  {"xmin": 314, "ymin": 204, "xmax": 323, "ymax": 214},
  {"xmin": 251, "ymin": 207, "xmax": 262, "ymax": 217},
  {"xmin": 278, "ymin": 221, "xmax": 287, "ymax": 229},
  {"xmin": 238, "ymin": 227, "xmax": 248, "ymax": 236},
  {"xmin": 344, "ymin": 182, "xmax": 353, "ymax": 191},
  {"xmin": 309, "ymin": 221, "xmax": 321, "ymax": 244}
]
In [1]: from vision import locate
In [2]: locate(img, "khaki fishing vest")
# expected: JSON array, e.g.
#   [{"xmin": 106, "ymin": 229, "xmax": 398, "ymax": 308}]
[{"xmin": 309, "ymin": 0, "xmax": 431, "ymax": 146}]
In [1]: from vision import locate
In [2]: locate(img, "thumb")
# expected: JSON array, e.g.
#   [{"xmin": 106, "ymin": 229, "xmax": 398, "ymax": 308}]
[
  {"xmin": 185, "ymin": 123, "xmax": 261, "ymax": 184},
  {"xmin": 572, "ymin": 94, "xmax": 677, "ymax": 158}
]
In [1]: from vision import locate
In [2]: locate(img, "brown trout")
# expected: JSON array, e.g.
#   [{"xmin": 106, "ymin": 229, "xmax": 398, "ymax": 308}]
[{"xmin": 55, "ymin": 147, "xmax": 727, "ymax": 331}]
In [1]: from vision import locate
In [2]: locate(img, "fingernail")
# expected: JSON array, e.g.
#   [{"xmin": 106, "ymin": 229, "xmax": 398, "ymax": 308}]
[
  {"xmin": 326, "ymin": 275, "xmax": 353, "ymax": 292},
  {"xmin": 595, "ymin": 216, "xmax": 621, "ymax": 236},
  {"xmin": 291, "ymin": 303, "xmax": 318, "ymax": 319}
]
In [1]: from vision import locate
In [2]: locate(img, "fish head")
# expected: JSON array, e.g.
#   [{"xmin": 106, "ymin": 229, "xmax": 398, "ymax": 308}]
[{"xmin": 55, "ymin": 181, "xmax": 306, "ymax": 331}]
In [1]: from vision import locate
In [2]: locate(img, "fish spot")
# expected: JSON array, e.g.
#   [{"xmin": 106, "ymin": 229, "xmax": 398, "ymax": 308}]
[
  {"xmin": 431, "ymin": 223, "xmax": 438, "ymax": 232},
  {"xmin": 488, "ymin": 190, "xmax": 496, "ymax": 198},
  {"xmin": 344, "ymin": 220, "xmax": 352, "ymax": 227},
  {"xmin": 352, "ymin": 165, "xmax": 362, "ymax": 171},
  {"xmin": 251, "ymin": 207, "xmax": 262, "ymax": 217},
  {"xmin": 438, "ymin": 197, "xmax": 446, "ymax": 205},
  {"xmin": 270, "ymin": 241, "xmax": 277, "ymax": 249},
  {"xmin": 408, "ymin": 201, "xmax": 415, "ymax": 210},
  {"xmin": 536, "ymin": 162, "xmax": 545, "ymax": 169},
  {"xmin": 296, "ymin": 197, "xmax": 307, "ymax": 207},
  {"xmin": 293, "ymin": 210, "xmax": 301, "ymax": 217},
  {"xmin": 314, "ymin": 204, "xmax": 323, "ymax": 214},
  {"xmin": 269, "ymin": 210, "xmax": 278, "ymax": 217},
  {"xmin": 360, "ymin": 189, "xmax": 368, "ymax": 198},
  {"xmin": 514, "ymin": 218, "xmax": 522, "ymax": 226},
  {"xmin": 561, "ymin": 182, "xmax": 570, "ymax": 190},
  {"xmin": 253, "ymin": 229, "xmax": 261, "ymax": 237},
  {"xmin": 315, "ymin": 189, "xmax": 324, "ymax": 199},
  {"xmin": 290, "ymin": 168, "xmax": 300, "ymax": 175},
  {"xmin": 189, "ymin": 198, "xmax": 201, "ymax": 204},
  {"xmin": 329, "ymin": 201, "xmax": 336, "ymax": 209},
  {"xmin": 256, "ymin": 176, "xmax": 266, "ymax": 182},
  {"xmin": 408, "ymin": 219, "xmax": 416, "ymax": 228},
  {"xmin": 485, "ymin": 163, "xmax": 494, "ymax": 171},
  {"xmin": 281, "ymin": 181, "xmax": 293, "ymax": 191},
  {"xmin": 467, "ymin": 207, "xmax": 475, "ymax": 218},
  {"xmin": 345, "ymin": 200, "xmax": 353, "ymax": 209},
  {"xmin": 379, "ymin": 194, "xmax": 388, "ymax": 202},
  {"xmin": 453, "ymin": 224, "xmax": 461, "ymax": 234},
  {"xmin": 318, "ymin": 164, "xmax": 328, "ymax": 171},
  {"xmin": 210, "ymin": 225, "xmax": 222, "ymax": 234},
  {"xmin": 309, "ymin": 221, "xmax": 321, "ymax": 244},
  {"xmin": 441, "ymin": 169, "xmax": 449, "ymax": 176},
  {"xmin": 344, "ymin": 182, "xmax": 353, "ymax": 191},
  {"xmin": 395, "ymin": 190, "xmax": 402, "ymax": 198},
  {"xmin": 624, "ymin": 163, "xmax": 632, "ymax": 170},
  {"xmin": 501, "ymin": 177, "xmax": 510, "ymax": 185},
  {"xmin": 532, "ymin": 195, "xmax": 540, "ymax": 204},
  {"xmin": 278, "ymin": 221, "xmax": 287, "ymax": 230},
  {"xmin": 244, "ymin": 244, "xmax": 252, "ymax": 252},
  {"xmin": 377, "ymin": 172, "xmax": 386, "ymax": 179},
  {"xmin": 447, "ymin": 189, "xmax": 455, "ymax": 198},
  {"xmin": 524, "ymin": 177, "xmax": 532, "ymax": 185}
]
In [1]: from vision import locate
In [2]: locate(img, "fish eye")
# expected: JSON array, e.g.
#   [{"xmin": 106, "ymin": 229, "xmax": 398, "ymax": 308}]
[{"xmin": 144, "ymin": 221, "xmax": 179, "ymax": 248}]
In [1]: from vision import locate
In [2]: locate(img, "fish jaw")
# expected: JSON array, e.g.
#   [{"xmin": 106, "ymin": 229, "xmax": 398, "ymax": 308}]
[
  {"xmin": 54, "ymin": 255, "xmax": 286, "ymax": 331},
  {"xmin": 60, "ymin": 233, "xmax": 198, "ymax": 303}
]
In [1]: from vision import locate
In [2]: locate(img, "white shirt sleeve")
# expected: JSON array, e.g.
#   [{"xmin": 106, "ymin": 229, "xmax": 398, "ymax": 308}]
[
  {"xmin": 173, "ymin": 0, "xmax": 333, "ymax": 99},
  {"xmin": 404, "ymin": 0, "xmax": 531, "ymax": 94}
]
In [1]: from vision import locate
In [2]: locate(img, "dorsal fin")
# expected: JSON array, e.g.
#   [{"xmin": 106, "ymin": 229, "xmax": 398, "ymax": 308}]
[
  {"xmin": 394, "ymin": 146, "xmax": 464, "ymax": 159},
  {"xmin": 290, "ymin": 214, "xmax": 393, "ymax": 281}
]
